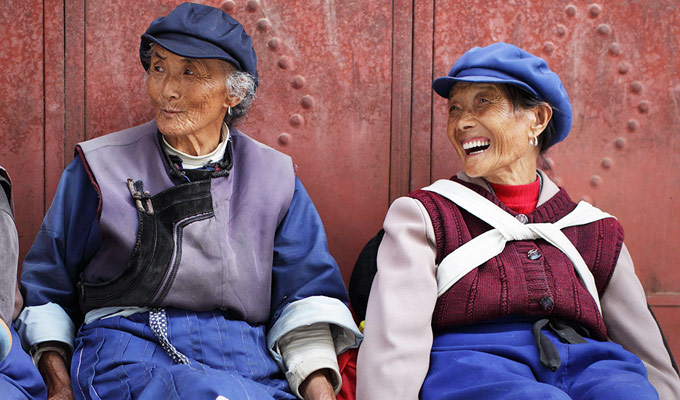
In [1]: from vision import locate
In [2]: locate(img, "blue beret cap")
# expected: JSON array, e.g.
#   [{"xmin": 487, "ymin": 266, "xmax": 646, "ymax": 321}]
[
  {"xmin": 433, "ymin": 42, "xmax": 572, "ymax": 148},
  {"xmin": 140, "ymin": 2, "xmax": 258, "ymax": 84}
]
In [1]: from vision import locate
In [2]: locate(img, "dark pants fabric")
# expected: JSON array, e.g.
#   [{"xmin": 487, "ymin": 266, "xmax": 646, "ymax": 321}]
[{"xmin": 421, "ymin": 321, "xmax": 658, "ymax": 400}]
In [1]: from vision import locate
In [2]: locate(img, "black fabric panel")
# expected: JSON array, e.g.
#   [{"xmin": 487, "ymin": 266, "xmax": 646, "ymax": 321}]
[{"xmin": 348, "ymin": 229, "xmax": 385, "ymax": 322}]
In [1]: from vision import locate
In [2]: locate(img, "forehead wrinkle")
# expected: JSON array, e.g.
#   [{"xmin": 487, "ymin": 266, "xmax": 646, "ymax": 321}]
[
  {"xmin": 454, "ymin": 83, "xmax": 501, "ymax": 95},
  {"xmin": 448, "ymin": 83, "xmax": 505, "ymax": 105}
]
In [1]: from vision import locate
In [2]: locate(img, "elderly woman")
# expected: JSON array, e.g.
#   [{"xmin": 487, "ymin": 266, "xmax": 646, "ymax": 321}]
[
  {"xmin": 356, "ymin": 43, "xmax": 680, "ymax": 399},
  {"xmin": 0, "ymin": 166, "xmax": 47, "ymax": 399},
  {"xmin": 16, "ymin": 3, "xmax": 359, "ymax": 400}
]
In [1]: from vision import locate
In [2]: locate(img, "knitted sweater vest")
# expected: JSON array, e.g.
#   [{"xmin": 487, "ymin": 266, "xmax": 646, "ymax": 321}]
[{"xmin": 410, "ymin": 178, "xmax": 624, "ymax": 340}]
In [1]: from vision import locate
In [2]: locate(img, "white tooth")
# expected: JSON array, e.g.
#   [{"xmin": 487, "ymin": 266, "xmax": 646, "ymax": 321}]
[
  {"xmin": 463, "ymin": 139, "xmax": 491, "ymax": 151},
  {"xmin": 464, "ymin": 140, "xmax": 483, "ymax": 150}
]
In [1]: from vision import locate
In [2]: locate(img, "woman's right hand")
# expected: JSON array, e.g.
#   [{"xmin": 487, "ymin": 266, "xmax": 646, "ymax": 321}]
[{"xmin": 38, "ymin": 350, "xmax": 75, "ymax": 400}]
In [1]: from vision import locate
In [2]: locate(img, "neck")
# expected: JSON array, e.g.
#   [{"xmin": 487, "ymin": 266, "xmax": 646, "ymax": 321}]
[
  {"xmin": 481, "ymin": 149, "xmax": 540, "ymax": 185},
  {"xmin": 165, "ymin": 135, "xmax": 218, "ymax": 156},
  {"xmin": 488, "ymin": 174, "xmax": 541, "ymax": 214},
  {"xmin": 163, "ymin": 123, "xmax": 228, "ymax": 156}
]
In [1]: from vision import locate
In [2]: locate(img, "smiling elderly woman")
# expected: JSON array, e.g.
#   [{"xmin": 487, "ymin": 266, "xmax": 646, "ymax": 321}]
[
  {"xmin": 356, "ymin": 43, "xmax": 680, "ymax": 399},
  {"xmin": 16, "ymin": 3, "xmax": 359, "ymax": 400}
]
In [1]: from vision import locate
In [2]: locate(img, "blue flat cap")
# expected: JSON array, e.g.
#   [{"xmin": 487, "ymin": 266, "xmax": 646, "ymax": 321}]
[
  {"xmin": 433, "ymin": 42, "xmax": 572, "ymax": 148},
  {"xmin": 140, "ymin": 2, "xmax": 257, "ymax": 84}
]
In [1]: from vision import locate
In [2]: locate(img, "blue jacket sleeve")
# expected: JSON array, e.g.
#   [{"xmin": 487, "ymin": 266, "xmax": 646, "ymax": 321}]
[
  {"xmin": 267, "ymin": 178, "xmax": 360, "ymax": 361},
  {"xmin": 269, "ymin": 178, "xmax": 349, "ymax": 321},
  {"xmin": 20, "ymin": 157, "xmax": 101, "ymax": 326}
]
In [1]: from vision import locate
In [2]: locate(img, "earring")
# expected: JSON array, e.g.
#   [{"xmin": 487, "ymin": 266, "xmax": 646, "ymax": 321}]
[
  {"xmin": 530, "ymin": 135, "xmax": 538, "ymax": 147},
  {"xmin": 227, "ymin": 106, "xmax": 232, "ymax": 116}
]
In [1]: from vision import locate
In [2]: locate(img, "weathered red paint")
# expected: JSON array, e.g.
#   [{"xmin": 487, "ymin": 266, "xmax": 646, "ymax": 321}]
[
  {"xmin": 64, "ymin": 0, "xmax": 86, "ymax": 168},
  {"xmin": 1, "ymin": 0, "xmax": 678, "ymax": 362},
  {"xmin": 45, "ymin": 0, "xmax": 66, "ymax": 211},
  {"xmin": 0, "ymin": 1, "xmax": 45, "ymax": 269},
  {"xmin": 410, "ymin": 0, "xmax": 435, "ymax": 192}
]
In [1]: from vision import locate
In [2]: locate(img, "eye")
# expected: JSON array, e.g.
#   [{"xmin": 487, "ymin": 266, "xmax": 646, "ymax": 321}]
[
  {"xmin": 152, "ymin": 65, "xmax": 164, "ymax": 73},
  {"xmin": 449, "ymin": 104, "xmax": 461, "ymax": 115},
  {"xmin": 478, "ymin": 97, "xmax": 490, "ymax": 104},
  {"xmin": 184, "ymin": 68, "xmax": 194, "ymax": 76}
]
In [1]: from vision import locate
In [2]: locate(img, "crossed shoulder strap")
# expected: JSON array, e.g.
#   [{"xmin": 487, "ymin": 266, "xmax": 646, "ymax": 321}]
[{"xmin": 422, "ymin": 179, "xmax": 615, "ymax": 314}]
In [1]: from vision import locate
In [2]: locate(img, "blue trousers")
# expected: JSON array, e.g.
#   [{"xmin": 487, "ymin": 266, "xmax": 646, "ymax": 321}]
[
  {"xmin": 420, "ymin": 321, "xmax": 658, "ymax": 400},
  {"xmin": 0, "ymin": 323, "xmax": 47, "ymax": 400},
  {"xmin": 72, "ymin": 309, "xmax": 295, "ymax": 400}
]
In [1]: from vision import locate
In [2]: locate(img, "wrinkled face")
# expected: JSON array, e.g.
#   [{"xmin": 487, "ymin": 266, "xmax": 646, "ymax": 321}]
[
  {"xmin": 146, "ymin": 46, "xmax": 231, "ymax": 147},
  {"xmin": 446, "ymin": 83, "xmax": 540, "ymax": 185}
]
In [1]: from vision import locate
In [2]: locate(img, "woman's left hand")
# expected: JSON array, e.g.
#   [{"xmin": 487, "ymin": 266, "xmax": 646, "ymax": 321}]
[{"xmin": 299, "ymin": 369, "xmax": 336, "ymax": 400}]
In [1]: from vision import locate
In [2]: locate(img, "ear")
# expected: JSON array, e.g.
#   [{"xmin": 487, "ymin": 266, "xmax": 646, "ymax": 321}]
[
  {"xmin": 221, "ymin": 63, "xmax": 246, "ymax": 109},
  {"xmin": 224, "ymin": 93, "xmax": 243, "ymax": 109},
  {"xmin": 529, "ymin": 102, "xmax": 553, "ymax": 139}
]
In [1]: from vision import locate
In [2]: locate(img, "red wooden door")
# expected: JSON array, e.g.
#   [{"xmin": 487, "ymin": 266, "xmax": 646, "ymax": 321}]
[
  {"xmin": 1, "ymin": 0, "xmax": 679, "ymax": 362},
  {"xmin": 0, "ymin": 0, "xmax": 49, "ymax": 260}
]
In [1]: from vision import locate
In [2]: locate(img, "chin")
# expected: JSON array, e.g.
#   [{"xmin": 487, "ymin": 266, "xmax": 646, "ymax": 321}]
[{"xmin": 156, "ymin": 123, "xmax": 187, "ymax": 138}]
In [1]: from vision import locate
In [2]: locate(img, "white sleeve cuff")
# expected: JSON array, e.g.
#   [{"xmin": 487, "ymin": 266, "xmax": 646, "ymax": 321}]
[
  {"xmin": 267, "ymin": 296, "xmax": 362, "ymax": 368},
  {"xmin": 15, "ymin": 303, "xmax": 75, "ymax": 350},
  {"xmin": 279, "ymin": 323, "xmax": 341, "ymax": 398}
]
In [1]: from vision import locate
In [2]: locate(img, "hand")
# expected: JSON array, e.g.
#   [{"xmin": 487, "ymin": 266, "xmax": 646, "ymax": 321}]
[
  {"xmin": 38, "ymin": 349, "xmax": 75, "ymax": 400},
  {"xmin": 299, "ymin": 369, "xmax": 337, "ymax": 400}
]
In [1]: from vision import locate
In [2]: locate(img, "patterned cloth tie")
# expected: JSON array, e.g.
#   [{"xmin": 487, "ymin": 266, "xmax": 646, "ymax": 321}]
[{"xmin": 149, "ymin": 307, "xmax": 191, "ymax": 365}]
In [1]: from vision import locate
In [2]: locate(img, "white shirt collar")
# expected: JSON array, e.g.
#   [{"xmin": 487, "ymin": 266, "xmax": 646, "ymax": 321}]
[{"xmin": 161, "ymin": 124, "xmax": 230, "ymax": 170}]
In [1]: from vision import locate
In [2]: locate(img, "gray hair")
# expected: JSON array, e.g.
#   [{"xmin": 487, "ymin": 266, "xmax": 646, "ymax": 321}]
[
  {"xmin": 223, "ymin": 69, "xmax": 256, "ymax": 126},
  {"xmin": 141, "ymin": 43, "xmax": 257, "ymax": 126}
]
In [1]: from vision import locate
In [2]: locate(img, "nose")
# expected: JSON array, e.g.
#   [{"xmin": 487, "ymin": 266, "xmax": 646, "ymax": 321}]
[
  {"xmin": 161, "ymin": 75, "xmax": 181, "ymax": 100},
  {"xmin": 456, "ymin": 111, "xmax": 476, "ymax": 132}
]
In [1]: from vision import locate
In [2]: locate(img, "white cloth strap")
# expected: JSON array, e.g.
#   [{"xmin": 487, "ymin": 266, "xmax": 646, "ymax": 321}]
[{"xmin": 422, "ymin": 179, "xmax": 615, "ymax": 313}]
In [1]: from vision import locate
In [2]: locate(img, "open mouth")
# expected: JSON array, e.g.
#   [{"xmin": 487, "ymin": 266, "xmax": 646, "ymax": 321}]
[{"xmin": 462, "ymin": 138, "xmax": 491, "ymax": 155}]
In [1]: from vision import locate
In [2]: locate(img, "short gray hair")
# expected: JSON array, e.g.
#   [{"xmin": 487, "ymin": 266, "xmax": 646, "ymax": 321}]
[
  {"xmin": 223, "ymin": 69, "xmax": 256, "ymax": 126},
  {"xmin": 141, "ymin": 43, "xmax": 257, "ymax": 126}
]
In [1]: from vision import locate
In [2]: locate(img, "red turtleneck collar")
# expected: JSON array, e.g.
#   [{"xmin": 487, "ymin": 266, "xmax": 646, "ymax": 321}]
[{"xmin": 489, "ymin": 178, "xmax": 541, "ymax": 214}]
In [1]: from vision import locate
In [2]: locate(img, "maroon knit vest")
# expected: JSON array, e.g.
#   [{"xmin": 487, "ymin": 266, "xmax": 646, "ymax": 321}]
[{"xmin": 409, "ymin": 178, "xmax": 624, "ymax": 340}]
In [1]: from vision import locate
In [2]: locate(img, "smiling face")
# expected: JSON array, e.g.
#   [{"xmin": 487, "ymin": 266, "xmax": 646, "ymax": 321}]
[
  {"xmin": 147, "ymin": 46, "xmax": 238, "ymax": 156},
  {"xmin": 446, "ymin": 83, "xmax": 549, "ymax": 185}
]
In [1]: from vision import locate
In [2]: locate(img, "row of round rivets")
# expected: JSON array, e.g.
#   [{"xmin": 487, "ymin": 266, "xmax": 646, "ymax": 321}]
[
  {"xmin": 220, "ymin": 0, "xmax": 314, "ymax": 146},
  {"xmin": 224, "ymin": 1, "xmax": 654, "ymax": 181},
  {"xmin": 221, "ymin": 0, "xmax": 260, "ymax": 12},
  {"xmin": 544, "ymin": 3, "xmax": 652, "ymax": 197}
]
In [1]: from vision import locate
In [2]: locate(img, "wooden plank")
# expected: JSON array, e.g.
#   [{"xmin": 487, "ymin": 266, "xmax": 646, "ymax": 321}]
[
  {"xmin": 64, "ymin": 0, "xmax": 86, "ymax": 160},
  {"xmin": 411, "ymin": 0, "xmax": 434, "ymax": 190},
  {"xmin": 389, "ymin": 0, "xmax": 413, "ymax": 202},
  {"xmin": 44, "ymin": 0, "xmax": 66, "ymax": 207}
]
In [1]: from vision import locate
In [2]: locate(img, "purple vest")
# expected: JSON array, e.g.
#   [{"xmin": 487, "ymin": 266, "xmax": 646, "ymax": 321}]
[
  {"xmin": 76, "ymin": 120, "xmax": 295, "ymax": 323},
  {"xmin": 410, "ymin": 179, "xmax": 624, "ymax": 340}
]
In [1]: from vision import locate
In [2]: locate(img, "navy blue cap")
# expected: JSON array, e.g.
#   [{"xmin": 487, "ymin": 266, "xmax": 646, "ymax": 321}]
[
  {"xmin": 433, "ymin": 42, "xmax": 572, "ymax": 148},
  {"xmin": 140, "ymin": 2, "xmax": 257, "ymax": 83}
]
